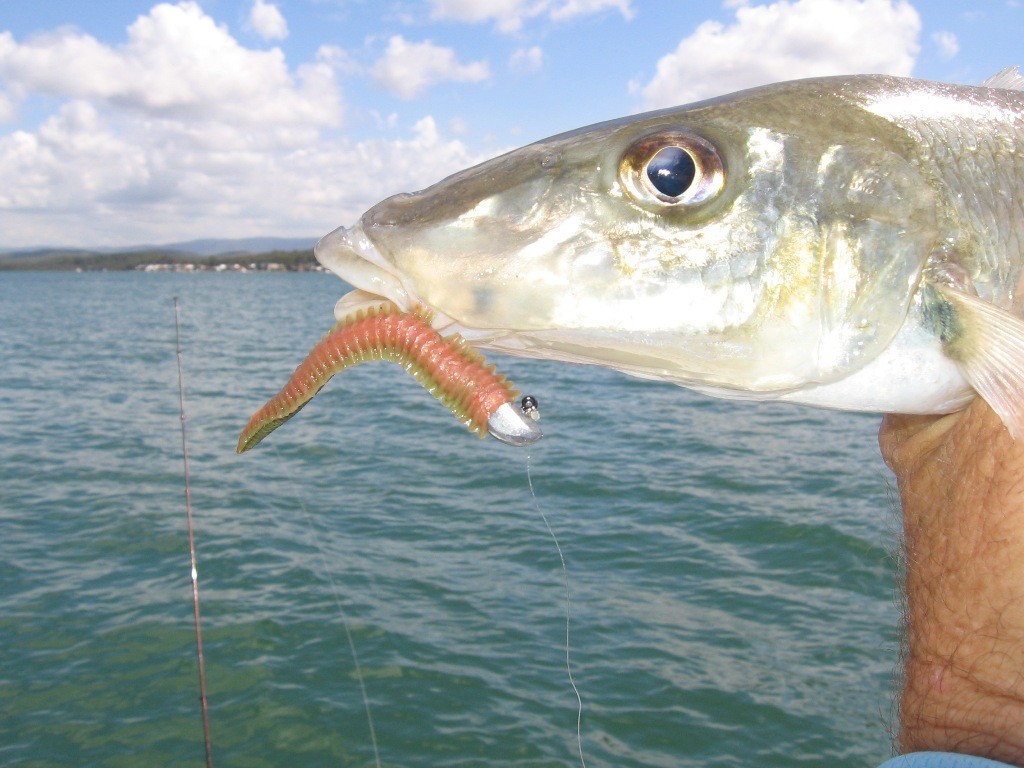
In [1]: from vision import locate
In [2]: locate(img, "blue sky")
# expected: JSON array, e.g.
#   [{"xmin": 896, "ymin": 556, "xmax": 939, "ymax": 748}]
[{"xmin": 0, "ymin": 0, "xmax": 1020, "ymax": 248}]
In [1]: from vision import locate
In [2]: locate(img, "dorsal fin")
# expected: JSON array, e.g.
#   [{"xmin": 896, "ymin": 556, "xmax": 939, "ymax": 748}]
[{"xmin": 981, "ymin": 66, "xmax": 1024, "ymax": 91}]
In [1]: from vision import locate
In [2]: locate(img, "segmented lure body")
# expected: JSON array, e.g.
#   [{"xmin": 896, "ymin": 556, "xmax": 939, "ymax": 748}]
[{"xmin": 237, "ymin": 303, "xmax": 521, "ymax": 452}]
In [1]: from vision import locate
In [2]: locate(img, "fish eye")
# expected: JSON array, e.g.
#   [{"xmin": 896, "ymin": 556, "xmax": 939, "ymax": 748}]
[
  {"xmin": 619, "ymin": 132, "xmax": 725, "ymax": 209},
  {"xmin": 646, "ymin": 147, "xmax": 696, "ymax": 198}
]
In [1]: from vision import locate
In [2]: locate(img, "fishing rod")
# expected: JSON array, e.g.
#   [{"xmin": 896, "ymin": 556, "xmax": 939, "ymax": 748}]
[{"xmin": 174, "ymin": 297, "xmax": 215, "ymax": 768}]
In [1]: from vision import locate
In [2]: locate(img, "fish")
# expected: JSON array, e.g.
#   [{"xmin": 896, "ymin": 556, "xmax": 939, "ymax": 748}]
[{"xmin": 245, "ymin": 68, "xmax": 1024, "ymax": 447}]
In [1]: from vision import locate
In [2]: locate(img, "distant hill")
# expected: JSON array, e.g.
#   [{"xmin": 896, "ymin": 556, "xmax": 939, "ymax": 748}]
[
  {"xmin": 0, "ymin": 236, "xmax": 323, "ymax": 271},
  {"xmin": 0, "ymin": 247, "xmax": 108, "ymax": 263},
  {"xmin": 0, "ymin": 236, "xmax": 318, "ymax": 260},
  {"xmin": 124, "ymin": 236, "xmax": 319, "ymax": 256}
]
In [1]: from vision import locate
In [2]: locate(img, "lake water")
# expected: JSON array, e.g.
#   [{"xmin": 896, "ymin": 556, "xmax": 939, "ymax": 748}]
[{"xmin": 0, "ymin": 271, "xmax": 903, "ymax": 767}]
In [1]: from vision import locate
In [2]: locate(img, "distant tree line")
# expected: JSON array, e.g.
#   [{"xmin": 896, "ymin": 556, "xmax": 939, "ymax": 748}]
[{"xmin": 0, "ymin": 248, "xmax": 318, "ymax": 271}]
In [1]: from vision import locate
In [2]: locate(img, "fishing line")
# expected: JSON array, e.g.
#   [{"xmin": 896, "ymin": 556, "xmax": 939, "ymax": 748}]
[
  {"xmin": 173, "ymin": 297, "xmax": 215, "ymax": 768},
  {"xmin": 526, "ymin": 452, "xmax": 586, "ymax": 768},
  {"xmin": 269, "ymin": 443, "xmax": 382, "ymax": 768}
]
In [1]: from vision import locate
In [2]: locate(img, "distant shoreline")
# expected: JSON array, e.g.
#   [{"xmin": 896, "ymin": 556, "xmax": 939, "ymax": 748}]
[{"xmin": 0, "ymin": 248, "xmax": 321, "ymax": 272}]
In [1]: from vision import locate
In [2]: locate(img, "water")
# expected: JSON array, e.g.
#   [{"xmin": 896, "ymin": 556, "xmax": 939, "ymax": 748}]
[{"xmin": 0, "ymin": 272, "xmax": 903, "ymax": 767}]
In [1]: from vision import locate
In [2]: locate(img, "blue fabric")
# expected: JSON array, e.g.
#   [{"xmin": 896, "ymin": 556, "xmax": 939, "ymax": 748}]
[{"xmin": 878, "ymin": 753, "xmax": 1017, "ymax": 768}]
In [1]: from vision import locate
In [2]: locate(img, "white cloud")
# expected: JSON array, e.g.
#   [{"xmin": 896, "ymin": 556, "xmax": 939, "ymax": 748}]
[
  {"xmin": 316, "ymin": 44, "xmax": 361, "ymax": 75},
  {"xmin": 429, "ymin": 0, "xmax": 531, "ymax": 33},
  {"xmin": 0, "ymin": 90, "xmax": 15, "ymax": 124},
  {"xmin": 371, "ymin": 35, "xmax": 490, "ymax": 100},
  {"xmin": 0, "ymin": 101, "xmax": 148, "ymax": 211},
  {"xmin": 549, "ymin": 0, "xmax": 634, "ymax": 22},
  {"xmin": 932, "ymin": 30, "xmax": 959, "ymax": 58},
  {"xmin": 0, "ymin": 3, "xmax": 491, "ymax": 248},
  {"xmin": 638, "ymin": 0, "xmax": 921, "ymax": 110},
  {"xmin": 509, "ymin": 46, "xmax": 544, "ymax": 74},
  {"xmin": 0, "ymin": 99, "xmax": 487, "ymax": 246},
  {"xmin": 429, "ymin": 0, "xmax": 633, "ymax": 33},
  {"xmin": 0, "ymin": 2, "xmax": 337, "ymax": 129},
  {"xmin": 247, "ymin": 0, "xmax": 288, "ymax": 41}
]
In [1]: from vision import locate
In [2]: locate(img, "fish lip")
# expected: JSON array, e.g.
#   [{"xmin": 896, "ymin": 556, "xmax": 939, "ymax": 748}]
[
  {"xmin": 314, "ymin": 222, "xmax": 400, "ymax": 296},
  {"xmin": 313, "ymin": 223, "xmax": 459, "ymax": 330}
]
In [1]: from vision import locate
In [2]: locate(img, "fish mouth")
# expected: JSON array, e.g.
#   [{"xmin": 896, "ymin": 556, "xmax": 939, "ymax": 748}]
[
  {"xmin": 314, "ymin": 223, "xmax": 455, "ymax": 330},
  {"xmin": 314, "ymin": 223, "xmax": 409, "ymax": 314}
]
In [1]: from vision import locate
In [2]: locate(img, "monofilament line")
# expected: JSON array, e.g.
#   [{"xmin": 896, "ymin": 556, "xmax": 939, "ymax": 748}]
[
  {"xmin": 173, "ymin": 297, "xmax": 215, "ymax": 768},
  {"xmin": 269, "ymin": 444, "xmax": 382, "ymax": 768},
  {"xmin": 526, "ymin": 452, "xmax": 586, "ymax": 768}
]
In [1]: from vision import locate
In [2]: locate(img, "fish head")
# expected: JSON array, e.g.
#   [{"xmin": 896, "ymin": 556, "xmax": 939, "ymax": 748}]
[{"xmin": 316, "ymin": 76, "xmax": 941, "ymax": 396}]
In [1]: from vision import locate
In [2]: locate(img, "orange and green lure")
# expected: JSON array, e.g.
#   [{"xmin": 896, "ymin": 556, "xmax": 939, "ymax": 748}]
[{"xmin": 237, "ymin": 302, "xmax": 539, "ymax": 453}]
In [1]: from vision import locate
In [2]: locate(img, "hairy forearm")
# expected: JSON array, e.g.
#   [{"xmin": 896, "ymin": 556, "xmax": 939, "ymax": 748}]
[{"xmin": 880, "ymin": 398, "xmax": 1024, "ymax": 764}]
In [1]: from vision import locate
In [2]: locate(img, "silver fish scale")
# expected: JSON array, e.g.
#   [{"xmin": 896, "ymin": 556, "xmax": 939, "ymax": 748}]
[{"xmin": 864, "ymin": 83, "xmax": 1024, "ymax": 312}]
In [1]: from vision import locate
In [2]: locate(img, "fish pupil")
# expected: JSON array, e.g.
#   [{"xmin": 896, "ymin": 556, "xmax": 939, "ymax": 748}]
[{"xmin": 646, "ymin": 146, "xmax": 696, "ymax": 198}]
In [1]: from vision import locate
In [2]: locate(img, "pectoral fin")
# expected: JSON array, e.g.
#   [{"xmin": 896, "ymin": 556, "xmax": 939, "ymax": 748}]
[{"xmin": 934, "ymin": 284, "xmax": 1024, "ymax": 440}]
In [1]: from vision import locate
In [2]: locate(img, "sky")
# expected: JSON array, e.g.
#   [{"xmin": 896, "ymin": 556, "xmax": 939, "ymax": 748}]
[{"xmin": 0, "ymin": 0, "xmax": 1020, "ymax": 249}]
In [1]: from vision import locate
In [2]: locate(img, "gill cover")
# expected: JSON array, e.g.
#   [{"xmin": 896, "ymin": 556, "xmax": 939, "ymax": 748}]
[{"xmin": 741, "ymin": 140, "xmax": 940, "ymax": 390}]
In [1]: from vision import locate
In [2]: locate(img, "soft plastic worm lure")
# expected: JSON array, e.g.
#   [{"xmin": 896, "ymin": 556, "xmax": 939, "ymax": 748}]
[{"xmin": 237, "ymin": 302, "xmax": 542, "ymax": 453}]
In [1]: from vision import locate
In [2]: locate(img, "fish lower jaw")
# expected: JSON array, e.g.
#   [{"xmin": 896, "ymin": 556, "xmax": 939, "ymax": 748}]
[
  {"xmin": 332, "ymin": 289, "xmax": 465, "ymax": 338},
  {"xmin": 339, "ymin": 287, "xmax": 524, "ymax": 343}
]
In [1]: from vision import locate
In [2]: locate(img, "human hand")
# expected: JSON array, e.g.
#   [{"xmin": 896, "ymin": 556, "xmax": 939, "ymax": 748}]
[{"xmin": 880, "ymin": 398, "xmax": 1024, "ymax": 765}]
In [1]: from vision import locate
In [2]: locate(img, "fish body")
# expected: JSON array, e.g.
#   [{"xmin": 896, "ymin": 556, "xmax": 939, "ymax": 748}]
[{"xmin": 316, "ymin": 71, "xmax": 1024, "ymax": 436}]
